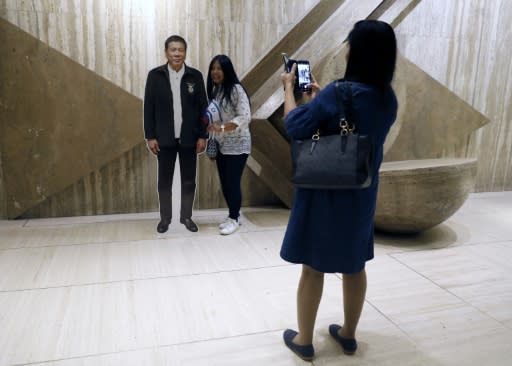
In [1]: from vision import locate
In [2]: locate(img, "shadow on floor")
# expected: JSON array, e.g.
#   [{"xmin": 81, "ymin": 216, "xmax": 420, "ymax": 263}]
[{"xmin": 375, "ymin": 223, "xmax": 460, "ymax": 250}]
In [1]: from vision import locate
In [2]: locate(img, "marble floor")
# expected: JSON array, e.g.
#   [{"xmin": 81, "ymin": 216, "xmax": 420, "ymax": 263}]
[{"xmin": 0, "ymin": 192, "xmax": 511, "ymax": 365}]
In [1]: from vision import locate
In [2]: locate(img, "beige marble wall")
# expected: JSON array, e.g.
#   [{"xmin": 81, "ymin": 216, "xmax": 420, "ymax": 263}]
[
  {"xmin": 0, "ymin": 150, "xmax": 5, "ymax": 219},
  {"xmin": 1, "ymin": 15, "xmax": 151, "ymax": 219},
  {"xmin": 395, "ymin": 0, "xmax": 512, "ymax": 191},
  {"xmin": 0, "ymin": 0, "xmax": 319, "ymax": 218},
  {"xmin": 1, "ymin": 0, "xmax": 509, "ymax": 219},
  {"xmin": 0, "ymin": 0, "xmax": 319, "ymax": 98}
]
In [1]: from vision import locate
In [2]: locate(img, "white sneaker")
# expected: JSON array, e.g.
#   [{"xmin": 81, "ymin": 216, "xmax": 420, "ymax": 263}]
[
  {"xmin": 219, "ymin": 217, "xmax": 230, "ymax": 230},
  {"xmin": 219, "ymin": 216, "xmax": 242, "ymax": 230},
  {"xmin": 219, "ymin": 218, "xmax": 239, "ymax": 235}
]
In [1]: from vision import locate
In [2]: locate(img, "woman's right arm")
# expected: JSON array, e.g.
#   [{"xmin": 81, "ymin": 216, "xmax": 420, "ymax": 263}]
[
  {"xmin": 284, "ymin": 83, "xmax": 339, "ymax": 140},
  {"xmin": 282, "ymin": 64, "xmax": 297, "ymax": 117}
]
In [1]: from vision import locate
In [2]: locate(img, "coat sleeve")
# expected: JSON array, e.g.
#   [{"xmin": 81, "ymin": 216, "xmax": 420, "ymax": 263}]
[
  {"xmin": 196, "ymin": 72, "xmax": 209, "ymax": 139},
  {"xmin": 143, "ymin": 71, "xmax": 156, "ymax": 140},
  {"xmin": 284, "ymin": 82, "xmax": 340, "ymax": 139}
]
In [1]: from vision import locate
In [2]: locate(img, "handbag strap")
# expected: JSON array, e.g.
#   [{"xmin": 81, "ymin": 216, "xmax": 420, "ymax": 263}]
[
  {"xmin": 312, "ymin": 81, "xmax": 354, "ymax": 139},
  {"xmin": 335, "ymin": 80, "xmax": 354, "ymax": 125}
]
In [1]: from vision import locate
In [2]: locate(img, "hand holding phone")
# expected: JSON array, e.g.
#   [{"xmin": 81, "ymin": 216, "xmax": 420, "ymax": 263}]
[{"xmin": 281, "ymin": 53, "xmax": 311, "ymax": 92}]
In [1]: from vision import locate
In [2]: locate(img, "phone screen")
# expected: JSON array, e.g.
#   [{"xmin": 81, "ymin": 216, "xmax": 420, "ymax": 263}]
[{"xmin": 297, "ymin": 62, "xmax": 311, "ymax": 91}]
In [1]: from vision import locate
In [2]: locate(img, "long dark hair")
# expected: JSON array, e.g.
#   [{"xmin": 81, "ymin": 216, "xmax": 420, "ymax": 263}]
[
  {"xmin": 206, "ymin": 54, "xmax": 250, "ymax": 107},
  {"xmin": 344, "ymin": 20, "xmax": 397, "ymax": 89}
]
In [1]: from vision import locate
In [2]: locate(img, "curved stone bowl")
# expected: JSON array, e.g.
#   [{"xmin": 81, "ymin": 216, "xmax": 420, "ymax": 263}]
[{"xmin": 374, "ymin": 158, "xmax": 477, "ymax": 234}]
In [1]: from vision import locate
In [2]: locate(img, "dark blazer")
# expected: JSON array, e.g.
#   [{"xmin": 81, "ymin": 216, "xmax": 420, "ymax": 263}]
[{"xmin": 143, "ymin": 63, "xmax": 208, "ymax": 148}]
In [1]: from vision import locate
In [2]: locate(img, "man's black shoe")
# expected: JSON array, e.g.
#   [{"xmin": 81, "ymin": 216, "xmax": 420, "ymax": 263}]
[
  {"xmin": 157, "ymin": 219, "xmax": 171, "ymax": 233},
  {"xmin": 180, "ymin": 218, "xmax": 198, "ymax": 232}
]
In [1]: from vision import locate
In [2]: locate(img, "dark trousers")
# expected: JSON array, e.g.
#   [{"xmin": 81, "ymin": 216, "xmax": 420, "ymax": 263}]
[
  {"xmin": 216, "ymin": 153, "xmax": 248, "ymax": 220},
  {"xmin": 157, "ymin": 143, "xmax": 197, "ymax": 221}
]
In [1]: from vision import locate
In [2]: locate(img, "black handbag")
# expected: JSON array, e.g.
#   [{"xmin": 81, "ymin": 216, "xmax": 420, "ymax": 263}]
[
  {"xmin": 204, "ymin": 99, "xmax": 222, "ymax": 159},
  {"xmin": 290, "ymin": 82, "xmax": 374, "ymax": 189}
]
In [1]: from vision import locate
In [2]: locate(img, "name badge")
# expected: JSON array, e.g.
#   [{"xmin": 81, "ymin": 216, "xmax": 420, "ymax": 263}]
[{"xmin": 186, "ymin": 82, "xmax": 195, "ymax": 94}]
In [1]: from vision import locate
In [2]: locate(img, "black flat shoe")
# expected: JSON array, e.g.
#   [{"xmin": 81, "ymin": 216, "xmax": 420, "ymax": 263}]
[
  {"xmin": 283, "ymin": 329, "xmax": 314, "ymax": 362},
  {"xmin": 328, "ymin": 324, "xmax": 357, "ymax": 355},
  {"xmin": 157, "ymin": 219, "xmax": 170, "ymax": 233},
  {"xmin": 180, "ymin": 218, "xmax": 198, "ymax": 232}
]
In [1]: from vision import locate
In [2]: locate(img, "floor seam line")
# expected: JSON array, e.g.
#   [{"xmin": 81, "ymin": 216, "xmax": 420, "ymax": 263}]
[
  {"xmin": 0, "ymin": 227, "xmax": 287, "ymax": 251},
  {"xmin": 11, "ymin": 328, "xmax": 287, "ymax": 366},
  {"xmin": 388, "ymin": 253, "xmax": 509, "ymax": 326},
  {"xmin": 0, "ymin": 264, "xmax": 294, "ymax": 294}
]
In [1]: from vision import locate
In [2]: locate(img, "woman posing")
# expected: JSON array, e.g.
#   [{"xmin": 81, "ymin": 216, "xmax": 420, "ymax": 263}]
[
  {"xmin": 206, "ymin": 55, "xmax": 251, "ymax": 235},
  {"xmin": 280, "ymin": 20, "xmax": 398, "ymax": 361}
]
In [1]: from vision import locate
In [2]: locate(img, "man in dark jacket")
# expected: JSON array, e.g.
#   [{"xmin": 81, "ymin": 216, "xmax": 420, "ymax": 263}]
[{"xmin": 144, "ymin": 35, "xmax": 208, "ymax": 233}]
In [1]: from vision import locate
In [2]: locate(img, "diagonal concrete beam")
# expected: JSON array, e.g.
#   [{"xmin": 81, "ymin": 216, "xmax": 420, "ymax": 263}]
[
  {"xmin": 243, "ymin": 0, "xmax": 488, "ymax": 208},
  {"xmin": 244, "ymin": 0, "xmax": 387, "ymax": 119},
  {"xmin": 248, "ymin": 119, "xmax": 294, "ymax": 207},
  {"xmin": 242, "ymin": 0, "xmax": 348, "ymax": 98},
  {"xmin": 248, "ymin": 0, "xmax": 424, "ymax": 120},
  {"xmin": 242, "ymin": 0, "xmax": 432, "ymax": 207}
]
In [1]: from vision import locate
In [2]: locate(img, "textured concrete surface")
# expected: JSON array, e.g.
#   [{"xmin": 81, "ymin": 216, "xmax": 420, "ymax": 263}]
[
  {"xmin": 375, "ymin": 158, "xmax": 478, "ymax": 233},
  {"xmin": 0, "ymin": 18, "xmax": 143, "ymax": 219}
]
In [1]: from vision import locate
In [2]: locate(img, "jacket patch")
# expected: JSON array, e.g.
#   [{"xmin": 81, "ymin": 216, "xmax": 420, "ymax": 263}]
[{"xmin": 186, "ymin": 82, "xmax": 195, "ymax": 94}]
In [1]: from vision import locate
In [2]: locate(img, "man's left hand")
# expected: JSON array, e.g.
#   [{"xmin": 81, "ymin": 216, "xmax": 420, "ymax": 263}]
[{"xmin": 196, "ymin": 138, "xmax": 206, "ymax": 154}]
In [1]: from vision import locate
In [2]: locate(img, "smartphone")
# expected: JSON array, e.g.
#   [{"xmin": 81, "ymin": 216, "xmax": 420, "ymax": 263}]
[
  {"xmin": 296, "ymin": 60, "xmax": 312, "ymax": 92},
  {"xmin": 282, "ymin": 53, "xmax": 311, "ymax": 92}
]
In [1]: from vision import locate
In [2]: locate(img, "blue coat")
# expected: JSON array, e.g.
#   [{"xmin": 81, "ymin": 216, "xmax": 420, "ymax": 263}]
[{"xmin": 280, "ymin": 80, "xmax": 398, "ymax": 273}]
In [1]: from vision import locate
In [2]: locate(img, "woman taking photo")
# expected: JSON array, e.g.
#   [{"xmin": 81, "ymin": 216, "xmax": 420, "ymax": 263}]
[
  {"xmin": 280, "ymin": 20, "xmax": 398, "ymax": 361},
  {"xmin": 206, "ymin": 55, "xmax": 251, "ymax": 235}
]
